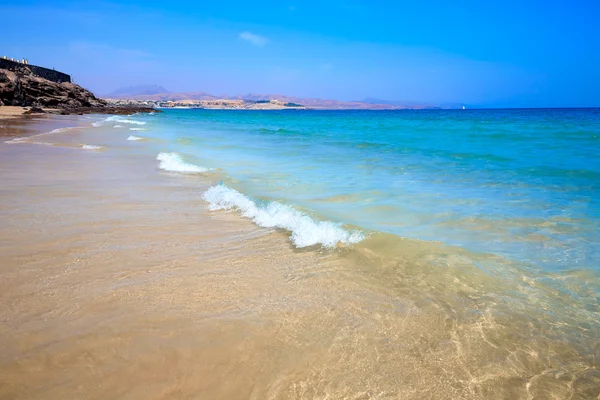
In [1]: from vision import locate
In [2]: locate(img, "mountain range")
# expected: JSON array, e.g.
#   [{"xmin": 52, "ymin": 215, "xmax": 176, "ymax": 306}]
[{"xmin": 104, "ymin": 85, "xmax": 450, "ymax": 110}]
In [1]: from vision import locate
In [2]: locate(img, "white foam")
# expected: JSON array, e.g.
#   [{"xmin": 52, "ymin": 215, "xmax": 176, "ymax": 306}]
[
  {"xmin": 202, "ymin": 185, "xmax": 364, "ymax": 248},
  {"xmin": 82, "ymin": 144, "xmax": 102, "ymax": 150},
  {"xmin": 156, "ymin": 152, "xmax": 208, "ymax": 173},
  {"xmin": 92, "ymin": 116, "xmax": 146, "ymax": 127},
  {"xmin": 113, "ymin": 125, "xmax": 124, "ymax": 128},
  {"xmin": 118, "ymin": 119, "xmax": 146, "ymax": 125},
  {"xmin": 127, "ymin": 135, "xmax": 143, "ymax": 141},
  {"xmin": 6, "ymin": 138, "xmax": 53, "ymax": 146},
  {"xmin": 106, "ymin": 116, "xmax": 146, "ymax": 125},
  {"xmin": 49, "ymin": 127, "xmax": 75, "ymax": 134},
  {"xmin": 129, "ymin": 127, "xmax": 147, "ymax": 131},
  {"xmin": 4, "ymin": 137, "xmax": 25, "ymax": 144},
  {"xmin": 5, "ymin": 126, "xmax": 77, "ymax": 143}
]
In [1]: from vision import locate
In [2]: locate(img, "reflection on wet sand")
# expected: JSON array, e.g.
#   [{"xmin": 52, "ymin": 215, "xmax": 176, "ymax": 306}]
[{"xmin": 0, "ymin": 118, "xmax": 598, "ymax": 399}]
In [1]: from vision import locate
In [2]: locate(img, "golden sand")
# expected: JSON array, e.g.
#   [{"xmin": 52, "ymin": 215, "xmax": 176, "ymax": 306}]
[{"xmin": 0, "ymin": 106, "xmax": 28, "ymax": 119}]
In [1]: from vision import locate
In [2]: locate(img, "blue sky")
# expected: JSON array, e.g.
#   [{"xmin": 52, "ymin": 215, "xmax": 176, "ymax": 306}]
[{"xmin": 1, "ymin": 0, "xmax": 598, "ymax": 107}]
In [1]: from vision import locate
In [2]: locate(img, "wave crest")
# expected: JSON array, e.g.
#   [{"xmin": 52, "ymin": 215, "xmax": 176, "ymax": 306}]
[
  {"xmin": 107, "ymin": 116, "xmax": 146, "ymax": 125},
  {"xmin": 202, "ymin": 185, "xmax": 364, "ymax": 248},
  {"xmin": 93, "ymin": 116, "xmax": 147, "ymax": 127},
  {"xmin": 127, "ymin": 135, "xmax": 143, "ymax": 141},
  {"xmin": 156, "ymin": 152, "xmax": 208, "ymax": 173}
]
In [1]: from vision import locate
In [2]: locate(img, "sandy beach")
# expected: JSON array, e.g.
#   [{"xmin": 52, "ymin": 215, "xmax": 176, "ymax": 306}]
[
  {"xmin": 0, "ymin": 106, "xmax": 28, "ymax": 119},
  {"xmin": 3, "ymin": 0, "xmax": 598, "ymax": 397},
  {"xmin": 0, "ymin": 115, "xmax": 598, "ymax": 400}
]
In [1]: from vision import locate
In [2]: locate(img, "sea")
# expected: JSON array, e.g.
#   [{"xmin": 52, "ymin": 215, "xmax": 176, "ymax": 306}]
[
  {"xmin": 138, "ymin": 108, "xmax": 599, "ymax": 266},
  {"xmin": 4, "ymin": 108, "xmax": 599, "ymax": 398},
  {"xmin": 110, "ymin": 109, "xmax": 599, "ymax": 319}
]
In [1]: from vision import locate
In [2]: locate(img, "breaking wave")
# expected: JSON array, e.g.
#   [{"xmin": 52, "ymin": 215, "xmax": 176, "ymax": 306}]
[
  {"xmin": 202, "ymin": 184, "xmax": 364, "ymax": 248},
  {"xmin": 49, "ymin": 127, "xmax": 76, "ymax": 134},
  {"xmin": 127, "ymin": 135, "xmax": 143, "ymax": 141},
  {"xmin": 130, "ymin": 127, "xmax": 147, "ymax": 131},
  {"xmin": 4, "ymin": 137, "xmax": 25, "ymax": 144},
  {"xmin": 5, "ymin": 126, "xmax": 77, "ymax": 143},
  {"xmin": 92, "ymin": 116, "xmax": 147, "ymax": 127},
  {"xmin": 107, "ymin": 116, "xmax": 146, "ymax": 125},
  {"xmin": 156, "ymin": 152, "xmax": 209, "ymax": 173},
  {"xmin": 82, "ymin": 144, "xmax": 102, "ymax": 150}
]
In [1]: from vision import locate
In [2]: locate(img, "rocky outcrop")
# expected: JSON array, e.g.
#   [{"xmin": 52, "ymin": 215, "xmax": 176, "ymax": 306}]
[{"xmin": 0, "ymin": 65, "xmax": 106, "ymax": 108}]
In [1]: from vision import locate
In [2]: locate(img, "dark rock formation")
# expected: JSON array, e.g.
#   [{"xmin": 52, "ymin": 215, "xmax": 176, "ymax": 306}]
[
  {"xmin": 0, "ymin": 58, "xmax": 71, "ymax": 83},
  {"xmin": 0, "ymin": 65, "xmax": 106, "ymax": 109},
  {"xmin": 24, "ymin": 106, "xmax": 45, "ymax": 114}
]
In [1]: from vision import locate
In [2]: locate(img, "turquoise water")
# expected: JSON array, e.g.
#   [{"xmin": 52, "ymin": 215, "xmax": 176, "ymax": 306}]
[
  {"xmin": 6, "ymin": 109, "xmax": 598, "ymax": 396},
  {"xmin": 128, "ymin": 109, "xmax": 599, "ymax": 275},
  {"xmin": 22, "ymin": 108, "xmax": 598, "ymax": 388}
]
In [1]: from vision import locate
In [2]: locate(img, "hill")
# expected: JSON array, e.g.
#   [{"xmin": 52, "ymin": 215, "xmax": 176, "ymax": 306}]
[
  {"xmin": 106, "ymin": 90, "xmax": 442, "ymax": 110},
  {"xmin": 0, "ymin": 62, "xmax": 105, "ymax": 108}
]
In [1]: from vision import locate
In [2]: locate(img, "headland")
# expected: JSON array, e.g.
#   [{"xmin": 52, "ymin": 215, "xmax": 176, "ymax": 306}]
[{"xmin": 0, "ymin": 57, "xmax": 158, "ymax": 119}]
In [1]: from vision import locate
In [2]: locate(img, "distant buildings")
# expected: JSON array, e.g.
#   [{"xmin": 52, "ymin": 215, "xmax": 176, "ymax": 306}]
[
  {"xmin": 2, "ymin": 55, "xmax": 29, "ymax": 64},
  {"xmin": 103, "ymin": 98, "xmax": 307, "ymax": 110}
]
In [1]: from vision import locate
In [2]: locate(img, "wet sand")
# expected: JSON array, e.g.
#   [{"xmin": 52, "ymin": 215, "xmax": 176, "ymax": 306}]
[{"xmin": 0, "ymin": 117, "xmax": 598, "ymax": 399}]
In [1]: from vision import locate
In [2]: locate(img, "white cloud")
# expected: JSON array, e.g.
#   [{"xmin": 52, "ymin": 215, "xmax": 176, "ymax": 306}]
[{"xmin": 240, "ymin": 31, "xmax": 268, "ymax": 47}]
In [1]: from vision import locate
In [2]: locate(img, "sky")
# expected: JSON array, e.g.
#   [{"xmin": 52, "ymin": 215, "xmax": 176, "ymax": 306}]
[{"xmin": 1, "ymin": 0, "xmax": 599, "ymax": 107}]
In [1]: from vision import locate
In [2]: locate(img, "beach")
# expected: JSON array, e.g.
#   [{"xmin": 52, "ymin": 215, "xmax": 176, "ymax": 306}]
[
  {"xmin": 0, "ymin": 113, "xmax": 598, "ymax": 399},
  {"xmin": 0, "ymin": 106, "xmax": 27, "ymax": 119}
]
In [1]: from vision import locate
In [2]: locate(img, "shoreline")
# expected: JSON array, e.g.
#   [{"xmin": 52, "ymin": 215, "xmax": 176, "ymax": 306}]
[
  {"xmin": 0, "ymin": 105, "xmax": 160, "ymax": 121},
  {"xmin": 1, "ymin": 116, "xmax": 598, "ymax": 399},
  {"xmin": 0, "ymin": 105, "xmax": 28, "ymax": 119}
]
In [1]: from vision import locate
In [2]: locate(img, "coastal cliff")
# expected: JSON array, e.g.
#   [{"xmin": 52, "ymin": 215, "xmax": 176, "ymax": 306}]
[
  {"xmin": 0, "ymin": 65, "xmax": 106, "ymax": 108},
  {"xmin": 0, "ymin": 61, "xmax": 158, "ymax": 116}
]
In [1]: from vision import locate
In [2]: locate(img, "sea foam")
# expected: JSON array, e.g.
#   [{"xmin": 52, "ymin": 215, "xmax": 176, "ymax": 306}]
[
  {"xmin": 4, "ymin": 137, "xmax": 25, "ymax": 144},
  {"xmin": 5, "ymin": 126, "xmax": 76, "ymax": 144},
  {"xmin": 127, "ymin": 135, "xmax": 143, "ymax": 141},
  {"xmin": 130, "ymin": 127, "xmax": 147, "ymax": 131},
  {"xmin": 82, "ymin": 144, "xmax": 102, "ymax": 150},
  {"xmin": 93, "ymin": 116, "xmax": 147, "ymax": 127},
  {"xmin": 106, "ymin": 116, "xmax": 146, "ymax": 125},
  {"xmin": 49, "ymin": 127, "xmax": 75, "ymax": 134},
  {"xmin": 202, "ymin": 184, "xmax": 364, "ymax": 248},
  {"xmin": 156, "ymin": 152, "xmax": 208, "ymax": 173}
]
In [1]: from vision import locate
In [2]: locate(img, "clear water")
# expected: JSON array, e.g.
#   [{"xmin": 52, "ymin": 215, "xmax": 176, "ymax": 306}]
[
  {"xmin": 9, "ymin": 110, "xmax": 599, "ymax": 395},
  {"xmin": 126, "ymin": 109, "xmax": 599, "ymax": 274}
]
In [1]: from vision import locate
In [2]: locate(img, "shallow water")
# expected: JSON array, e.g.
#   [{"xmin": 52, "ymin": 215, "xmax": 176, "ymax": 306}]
[
  {"xmin": 138, "ymin": 109, "xmax": 599, "ymax": 267},
  {"xmin": 1, "ymin": 112, "xmax": 599, "ymax": 399}
]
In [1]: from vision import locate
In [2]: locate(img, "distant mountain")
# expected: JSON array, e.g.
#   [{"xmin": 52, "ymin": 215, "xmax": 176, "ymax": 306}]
[
  {"xmin": 108, "ymin": 85, "xmax": 170, "ymax": 97},
  {"xmin": 103, "ymin": 90, "xmax": 450, "ymax": 110}
]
